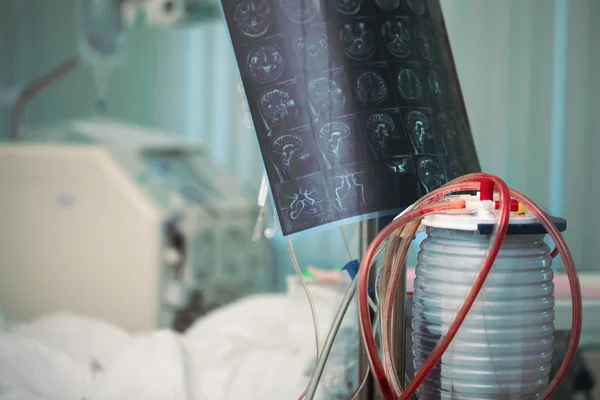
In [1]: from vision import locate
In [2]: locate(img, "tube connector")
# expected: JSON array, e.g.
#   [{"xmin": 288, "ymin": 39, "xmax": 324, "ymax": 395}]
[{"xmin": 480, "ymin": 179, "xmax": 494, "ymax": 201}]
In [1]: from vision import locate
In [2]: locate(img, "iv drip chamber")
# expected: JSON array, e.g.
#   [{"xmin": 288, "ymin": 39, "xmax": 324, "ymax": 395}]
[{"xmin": 78, "ymin": 0, "xmax": 126, "ymax": 112}]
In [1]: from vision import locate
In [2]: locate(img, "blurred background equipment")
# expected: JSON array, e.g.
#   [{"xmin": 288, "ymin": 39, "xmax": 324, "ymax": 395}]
[
  {"xmin": 0, "ymin": 119, "xmax": 267, "ymax": 331},
  {"xmin": 78, "ymin": 0, "xmax": 126, "ymax": 114}
]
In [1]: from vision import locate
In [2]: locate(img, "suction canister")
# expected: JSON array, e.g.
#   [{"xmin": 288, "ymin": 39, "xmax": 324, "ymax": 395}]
[{"xmin": 411, "ymin": 194, "xmax": 567, "ymax": 399}]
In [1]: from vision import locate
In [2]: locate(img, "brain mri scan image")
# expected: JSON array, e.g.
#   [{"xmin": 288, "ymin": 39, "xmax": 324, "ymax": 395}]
[
  {"xmin": 307, "ymin": 77, "xmax": 346, "ymax": 118},
  {"xmin": 270, "ymin": 135, "xmax": 310, "ymax": 181},
  {"xmin": 340, "ymin": 22, "xmax": 376, "ymax": 61},
  {"xmin": 331, "ymin": 168, "xmax": 367, "ymax": 212},
  {"xmin": 418, "ymin": 157, "xmax": 445, "ymax": 192},
  {"xmin": 416, "ymin": 25, "xmax": 436, "ymax": 61},
  {"xmin": 428, "ymin": 69, "xmax": 444, "ymax": 103},
  {"xmin": 406, "ymin": 110, "xmax": 433, "ymax": 153},
  {"xmin": 233, "ymin": 0, "xmax": 272, "ymax": 38},
  {"xmin": 276, "ymin": 174, "xmax": 334, "ymax": 233},
  {"xmin": 373, "ymin": 157, "xmax": 420, "ymax": 209},
  {"xmin": 293, "ymin": 33, "xmax": 332, "ymax": 71},
  {"xmin": 278, "ymin": 0, "xmax": 316, "ymax": 23},
  {"xmin": 318, "ymin": 121, "xmax": 351, "ymax": 167},
  {"xmin": 448, "ymin": 160, "xmax": 465, "ymax": 180},
  {"xmin": 385, "ymin": 157, "xmax": 413, "ymax": 190},
  {"xmin": 259, "ymin": 89, "xmax": 300, "ymax": 132},
  {"xmin": 407, "ymin": 0, "xmax": 426, "ymax": 15},
  {"xmin": 287, "ymin": 188, "xmax": 324, "ymax": 220},
  {"xmin": 356, "ymin": 71, "xmax": 388, "ymax": 104},
  {"xmin": 375, "ymin": 0, "xmax": 400, "ymax": 11},
  {"xmin": 247, "ymin": 45, "xmax": 285, "ymax": 83},
  {"xmin": 437, "ymin": 114, "xmax": 456, "ymax": 156},
  {"xmin": 388, "ymin": 157, "xmax": 410, "ymax": 176},
  {"xmin": 397, "ymin": 68, "xmax": 423, "ymax": 102},
  {"xmin": 381, "ymin": 20, "xmax": 411, "ymax": 59},
  {"xmin": 333, "ymin": 0, "xmax": 362, "ymax": 15},
  {"xmin": 365, "ymin": 113, "xmax": 395, "ymax": 158}
]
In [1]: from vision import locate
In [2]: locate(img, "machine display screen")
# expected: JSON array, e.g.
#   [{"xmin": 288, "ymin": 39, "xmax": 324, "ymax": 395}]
[{"xmin": 144, "ymin": 150, "xmax": 222, "ymax": 204}]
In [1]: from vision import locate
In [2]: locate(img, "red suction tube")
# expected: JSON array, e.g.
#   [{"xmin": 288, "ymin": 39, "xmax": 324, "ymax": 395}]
[{"xmin": 357, "ymin": 173, "xmax": 582, "ymax": 400}]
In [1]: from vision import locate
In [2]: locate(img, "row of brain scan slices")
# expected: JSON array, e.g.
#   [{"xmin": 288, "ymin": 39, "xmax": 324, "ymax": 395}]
[
  {"xmin": 241, "ymin": 16, "xmax": 437, "ymax": 78},
  {"xmin": 265, "ymin": 109, "xmax": 471, "ymax": 178},
  {"xmin": 230, "ymin": 0, "xmax": 430, "ymax": 39}
]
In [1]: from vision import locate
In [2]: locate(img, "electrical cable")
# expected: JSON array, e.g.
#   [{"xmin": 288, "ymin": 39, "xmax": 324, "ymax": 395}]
[
  {"xmin": 349, "ymin": 369, "xmax": 370, "ymax": 400},
  {"xmin": 304, "ymin": 273, "xmax": 358, "ymax": 400},
  {"xmin": 349, "ymin": 313, "xmax": 380, "ymax": 400},
  {"xmin": 287, "ymin": 240, "xmax": 321, "ymax": 359},
  {"xmin": 355, "ymin": 173, "xmax": 582, "ymax": 400},
  {"xmin": 303, "ymin": 245, "xmax": 387, "ymax": 400},
  {"xmin": 298, "ymin": 226, "xmax": 368, "ymax": 400}
]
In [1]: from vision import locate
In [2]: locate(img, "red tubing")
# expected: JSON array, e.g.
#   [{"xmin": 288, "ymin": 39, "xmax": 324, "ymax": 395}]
[
  {"xmin": 479, "ymin": 179, "xmax": 495, "ymax": 201},
  {"xmin": 399, "ymin": 175, "xmax": 511, "ymax": 399},
  {"xmin": 357, "ymin": 173, "xmax": 582, "ymax": 400},
  {"xmin": 357, "ymin": 199, "xmax": 469, "ymax": 399},
  {"xmin": 510, "ymin": 189, "xmax": 582, "ymax": 399}
]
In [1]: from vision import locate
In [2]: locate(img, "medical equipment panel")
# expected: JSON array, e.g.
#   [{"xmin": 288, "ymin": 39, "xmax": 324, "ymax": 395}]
[{"xmin": 0, "ymin": 119, "xmax": 267, "ymax": 331}]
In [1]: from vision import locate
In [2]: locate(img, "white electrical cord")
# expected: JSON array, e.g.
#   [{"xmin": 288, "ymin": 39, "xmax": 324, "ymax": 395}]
[
  {"xmin": 287, "ymin": 240, "xmax": 321, "ymax": 358},
  {"xmin": 304, "ymin": 244, "xmax": 386, "ymax": 400}
]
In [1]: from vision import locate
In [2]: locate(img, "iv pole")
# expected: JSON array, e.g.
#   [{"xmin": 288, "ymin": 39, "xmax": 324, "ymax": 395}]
[{"xmin": 10, "ymin": 56, "xmax": 81, "ymax": 140}]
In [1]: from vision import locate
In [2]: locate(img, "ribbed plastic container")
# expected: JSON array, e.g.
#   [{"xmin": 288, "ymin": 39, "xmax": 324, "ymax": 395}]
[{"xmin": 411, "ymin": 227, "xmax": 555, "ymax": 399}]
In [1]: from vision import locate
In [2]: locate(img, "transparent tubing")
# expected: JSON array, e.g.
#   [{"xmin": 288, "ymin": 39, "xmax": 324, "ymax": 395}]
[
  {"xmin": 509, "ymin": 189, "xmax": 582, "ymax": 399},
  {"xmin": 358, "ymin": 179, "xmax": 483, "ymax": 398},
  {"xmin": 302, "ymin": 245, "xmax": 387, "ymax": 400},
  {"xmin": 381, "ymin": 221, "xmax": 419, "ymax": 395},
  {"xmin": 357, "ymin": 173, "xmax": 582, "ymax": 400},
  {"xmin": 386, "ymin": 182, "xmax": 484, "ymax": 398},
  {"xmin": 358, "ymin": 198, "xmax": 471, "ymax": 399},
  {"xmin": 376, "ymin": 230, "xmax": 408, "ymax": 391},
  {"xmin": 400, "ymin": 182, "xmax": 582, "ymax": 400}
]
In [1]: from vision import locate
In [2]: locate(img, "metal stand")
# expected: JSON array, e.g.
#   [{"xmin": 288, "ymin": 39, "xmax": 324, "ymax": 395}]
[
  {"xmin": 358, "ymin": 217, "xmax": 407, "ymax": 400},
  {"xmin": 358, "ymin": 219, "xmax": 378, "ymax": 400}
]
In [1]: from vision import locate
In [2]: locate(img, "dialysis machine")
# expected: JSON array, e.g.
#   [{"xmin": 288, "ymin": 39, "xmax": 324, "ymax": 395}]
[{"xmin": 0, "ymin": 119, "xmax": 267, "ymax": 331}]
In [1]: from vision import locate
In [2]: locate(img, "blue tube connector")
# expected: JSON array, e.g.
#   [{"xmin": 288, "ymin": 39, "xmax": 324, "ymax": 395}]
[{"xmin": 342, "ymin": 259, "xmax": 374, "ymax": 293}]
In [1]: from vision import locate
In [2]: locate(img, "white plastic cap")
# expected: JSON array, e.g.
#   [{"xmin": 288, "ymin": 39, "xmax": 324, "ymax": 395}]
[{"xmin": 421, "ymin": 194, "xmax": 538, "ymax": 231}]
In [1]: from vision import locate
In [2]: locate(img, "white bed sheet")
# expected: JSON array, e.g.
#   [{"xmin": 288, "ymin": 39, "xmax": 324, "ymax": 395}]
[{"xmin": 0, "ymin": 293, "xmax": 354, "ymax": 400}]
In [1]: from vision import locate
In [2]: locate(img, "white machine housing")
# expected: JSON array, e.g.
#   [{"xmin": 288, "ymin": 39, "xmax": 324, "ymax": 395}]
[{"xmin": 0, "ymin": 119, "xmax": 267, "ymax": 331}]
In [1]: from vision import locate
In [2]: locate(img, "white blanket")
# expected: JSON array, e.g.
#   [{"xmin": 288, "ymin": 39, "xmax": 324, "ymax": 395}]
[{"xmin": 0, "ymin": 293, "xmax": 356, "ymax": 400}]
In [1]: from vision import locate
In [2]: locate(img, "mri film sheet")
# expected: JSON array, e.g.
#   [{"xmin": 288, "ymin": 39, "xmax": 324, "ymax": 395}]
[{"xmin": 221, "ymin": 0, "xmax": 480, "ymax": 235}]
